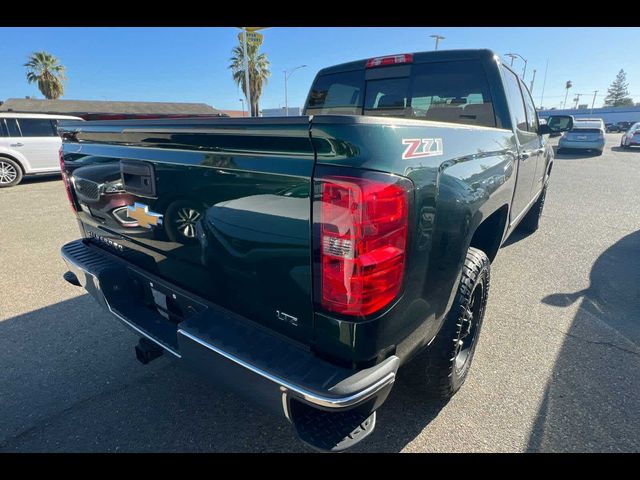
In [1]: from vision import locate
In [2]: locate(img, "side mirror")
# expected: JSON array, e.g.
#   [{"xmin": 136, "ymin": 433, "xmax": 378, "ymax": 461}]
[{"xmin": 538, "ymin": 115, "xmax": 573, "ymax": 135}]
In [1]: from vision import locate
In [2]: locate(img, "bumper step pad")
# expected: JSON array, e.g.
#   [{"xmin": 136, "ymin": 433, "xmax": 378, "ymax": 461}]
[{"xmin": 290, "ymin": 400, "xmax": 377, "ymax": 452}]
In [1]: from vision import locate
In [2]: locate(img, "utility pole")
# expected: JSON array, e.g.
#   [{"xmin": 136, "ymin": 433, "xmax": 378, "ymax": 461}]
[
  {"xmin": 239, "ymin": 98, "xmax": 245, "ymax": 117},
  {"xmin": 590, "ymin": 90, "xmax": 598, "ymax": 114},
  {"xmin": 539, "ymin": 59, "xmax": 548, "ymax": 108},
  {"xmin": 529, "ymin": 69, "xmax": 537, "ymax": 94},
  {"xmin": 574, "ymin": 94, "xmax": 581, "ymax": 109},
  {"xmin": 430, "ymin": 35, "xmax": 445, "ymax": 50},
  {"xmin": 284, "ymin": 65, "xmax": 306, "ymax": 116}
]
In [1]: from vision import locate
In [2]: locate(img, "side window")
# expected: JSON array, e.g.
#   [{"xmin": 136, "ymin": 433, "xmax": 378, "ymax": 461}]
[
  {"xmin": 17, "ymin": 118, "xmax": 57, "ymax": 137},
  {"xmin": 501, "ymin": 67, "xmax": 528, "ymax": 132},
  {"xmin": 408, "ymin": 60, "xmax": 497, "ymax": 128},
  {"xmin": 0, "ymin": 120, "xmax": 8, "ymax": 137},
  {"xmin": 519, "ymin": 79, "xmax": 539, "ymax": 132},
  {"xmin": 5, "ymin": 118, "xmax": 21, "ymax": 137}
]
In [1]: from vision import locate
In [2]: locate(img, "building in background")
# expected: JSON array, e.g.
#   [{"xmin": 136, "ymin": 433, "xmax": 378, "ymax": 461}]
[
  {"xmin": 219, "ymin": 109, "xmax": 249, "ymax": 118},
  {"xmin": 261, "ymin": 107, "xmax": 302, "ymax": 117},
  {"xmin": 0, "ymin": 98, "xmax": 225, "ymax": 120},
  {"xmin": 538, "ymin": 105, "xmax": 640, "ymax": 124}
]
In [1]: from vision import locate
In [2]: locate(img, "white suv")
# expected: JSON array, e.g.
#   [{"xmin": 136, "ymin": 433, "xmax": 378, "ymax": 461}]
[{"xmin": 0, "ymin": 113, "xmax": 83, "ymax": 187}]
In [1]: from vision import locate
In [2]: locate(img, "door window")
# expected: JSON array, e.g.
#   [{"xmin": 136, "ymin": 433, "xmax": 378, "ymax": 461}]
[
  {"xmin": 17, "ymin": 118, "xmax": 57, "ymax": 137},
  {"xmin": 519, "ymin": 80, "xmax": 539, "ymax": 133},
  {"xmin": 501, "ymin": 67, "xmax": 528, "ymax": 132},
  {"xmin": 5, "ymin": 118, "xmax": 21, "ymax": 137}
]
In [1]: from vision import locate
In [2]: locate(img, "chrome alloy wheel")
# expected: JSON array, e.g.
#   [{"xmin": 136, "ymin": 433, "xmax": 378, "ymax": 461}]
[{"xmin": 0, "ymin": 161, "xmax": 18, "ymax": 184}]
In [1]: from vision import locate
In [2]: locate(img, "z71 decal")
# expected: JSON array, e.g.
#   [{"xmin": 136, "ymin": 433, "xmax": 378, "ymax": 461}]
[{"xmin": 402, "ymin": 138, "xmax": 444, "ymax": 160}]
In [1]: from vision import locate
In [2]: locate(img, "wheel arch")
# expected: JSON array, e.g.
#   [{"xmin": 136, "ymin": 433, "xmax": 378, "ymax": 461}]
[
  {"xmin": 0, "ymin": 153, "xmax": 26, "ymax": 174},
  {"xmin": 468, "ymin": 204, "xmax": 509, "ymax": 263}
]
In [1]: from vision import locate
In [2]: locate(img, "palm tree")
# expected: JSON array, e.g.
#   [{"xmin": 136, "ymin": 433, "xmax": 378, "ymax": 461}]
[
  {"xmin": 229, "ymin": 42, "xmax": 270, "ymax": 116},
  {"xmin": 24, "ymin": 51, "xmax": 66, "ymax": 100}
]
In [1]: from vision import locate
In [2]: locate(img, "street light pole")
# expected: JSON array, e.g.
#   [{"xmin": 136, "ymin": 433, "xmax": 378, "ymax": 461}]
[
  {"xmin": 239, "ymin": 98, "xmax": 245, "ymax": 117},
  {"xmin": 505, "ymin": 52, "xmax": 527, "ymax": 80},
  {"xmin": 430, "ymin": 35, "xmax": 445, "ymax": 50},
  {"xmin": 283, "ymin": 65, "xmax": 306, "ymax": 116}
]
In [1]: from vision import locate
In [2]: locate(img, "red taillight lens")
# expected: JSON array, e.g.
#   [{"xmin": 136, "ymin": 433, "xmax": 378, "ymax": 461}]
[
  {"xmin": 59, "ymin": 148, "xmax": 77, "ymax": 213},
  {"xmin": 366, "ymin": 53, "xmax": 413, "ymax": 68},
  {"xmin": 317, "ymin": 173, "xmax": 410, "ymax": 316}
]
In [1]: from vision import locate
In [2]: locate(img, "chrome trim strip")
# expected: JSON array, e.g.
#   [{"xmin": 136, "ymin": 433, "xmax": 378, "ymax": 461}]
[
  {"xmin": 61, "ymin": 246, "xmax": 182, "ymax": 359},
  {"xmin": 177, "ymin": 328, "xmax": 395, "ymax": 410}
]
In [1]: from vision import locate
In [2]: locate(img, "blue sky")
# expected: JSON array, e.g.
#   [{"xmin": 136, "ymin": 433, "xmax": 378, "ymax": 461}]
[{"xmin": 1, "ymin": 27, "xmax": 639, "ymax": 111}]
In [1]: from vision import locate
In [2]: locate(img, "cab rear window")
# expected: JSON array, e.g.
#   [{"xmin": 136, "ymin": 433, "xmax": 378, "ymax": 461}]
[{"xmin": 305, "ymin": 60, "xmax": 497, "ymax": 128}]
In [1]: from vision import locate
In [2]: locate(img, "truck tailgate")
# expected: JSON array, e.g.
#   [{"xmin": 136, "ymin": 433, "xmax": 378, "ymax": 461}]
[{"xmin": 60, "ymin": 117, "xmax": 316, "ymax": 345}]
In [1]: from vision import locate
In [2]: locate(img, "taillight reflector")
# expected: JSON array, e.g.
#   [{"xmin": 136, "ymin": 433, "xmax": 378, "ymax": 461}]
[
  {"xmin": 366, "ymin": 53, "xmax": 413, "ymax": 69},
  {"xmin": 59, "ymin": 148, "xmax": 77, "ymax": 213},
  {"xmin": 317, "ymin": 173, "xmax": 410, "ymax": 316}
]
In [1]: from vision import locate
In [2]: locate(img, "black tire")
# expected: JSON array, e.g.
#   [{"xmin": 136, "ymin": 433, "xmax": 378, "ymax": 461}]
[
  {"xmin": 595, "ymin": 149, "xmax": 603, "ymax": 156},
  {"xmin": 518, "ymin": 181, "xmax": 548, "ymax": 234},
  {"xmin": 164, "ymin": 200, "xmax": 204, "ymax": 244},
  {"xmin": 0, "ymin": 157, "xmax": 23, "ymax": 187},
  {"xmin": 400, "ymin": 247, "xmax": 490, "ymax": 401}
]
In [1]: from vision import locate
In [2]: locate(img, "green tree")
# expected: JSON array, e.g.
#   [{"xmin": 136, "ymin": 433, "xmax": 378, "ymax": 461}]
[
  {"xmin": 229, "ymin": 41, "xmax": 270, "ymax": 116},
  {"xmin": 24, "ymin": 51, "xmax": 66, "ymax": 100},
  {"xmin": 603, "ymin": 69, "xmax": 633, "ymax": 107}
]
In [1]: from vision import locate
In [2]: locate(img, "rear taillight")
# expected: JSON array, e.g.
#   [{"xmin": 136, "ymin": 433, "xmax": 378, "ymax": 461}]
[
  {"xmin": 59, "ymin": 148, "xmax": 77, "ymax": 213},
  {"xmin": 366, "ymin": 53, "xmax": 413, "ymax": 68},
  {"xmin": 315, "ymin": 171, "xmax": 411, "ymax": 317}
]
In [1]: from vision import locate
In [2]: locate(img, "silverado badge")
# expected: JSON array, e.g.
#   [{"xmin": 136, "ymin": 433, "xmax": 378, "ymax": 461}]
[{"xmin": 126, "ymin": 202, "xmax": 163, "ymax": 228}]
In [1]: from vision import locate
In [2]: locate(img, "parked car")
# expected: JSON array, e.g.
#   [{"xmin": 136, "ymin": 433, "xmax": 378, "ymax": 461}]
[
  {"xmin": 606, "ymin": 123, "xmax": 621, "ymax": 133},
  {"xmin": 617, "ymin": 121, "xmax": 634, "ymax": 132},
  {"xmin": 557, "ymin": 119, "xmax": 606, "ymax": 155},
  {"xmin": 58, "ymin": 49, "xmax": 573, "ymax": 452},
  {"xmin": 620, "ymin": 122, "xmax": 640, "ymax": 148},
  {"xmin": 0, "ymin": 113, "xmax": 83, "ymax": 187}
]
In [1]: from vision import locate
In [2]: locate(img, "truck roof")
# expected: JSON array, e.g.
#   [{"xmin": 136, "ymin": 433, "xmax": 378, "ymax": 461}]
[{"xmin": 316, "ymin": 49, "xmax": 499, "ymax": 75}]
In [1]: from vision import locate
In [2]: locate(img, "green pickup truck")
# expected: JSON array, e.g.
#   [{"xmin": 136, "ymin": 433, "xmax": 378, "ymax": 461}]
[{"xmin": 59, "ymin": 49, "xmax": 572, "ymax": 451}]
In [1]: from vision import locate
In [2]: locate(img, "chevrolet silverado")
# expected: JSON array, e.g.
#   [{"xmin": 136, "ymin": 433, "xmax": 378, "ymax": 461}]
[{"xmin": 58, "ymin": 49, "xmax": 572, "ymax": 451}]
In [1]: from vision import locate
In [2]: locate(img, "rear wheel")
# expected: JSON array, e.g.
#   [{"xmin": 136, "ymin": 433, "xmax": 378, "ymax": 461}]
[
  {"xmin": 0, "ymin": 157, "xmax": 23, "ymax": 188},
  {"xmin": 400, "ymin": 247, "xmax": 490, "ymax": 401}
]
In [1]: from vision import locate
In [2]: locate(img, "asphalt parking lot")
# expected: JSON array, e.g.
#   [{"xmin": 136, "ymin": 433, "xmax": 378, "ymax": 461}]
[{"xmin": 1, "ymin": 133, "xmax": 639, "ymax": 452}]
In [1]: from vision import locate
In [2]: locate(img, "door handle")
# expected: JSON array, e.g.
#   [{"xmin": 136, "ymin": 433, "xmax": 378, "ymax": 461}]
[
  {"xmin": 10, "ymin": 143, "xmax": 23, "ymax": 147},
  {"xmin": 535, "ymin": 148, "xmax": 545, "ymax": 155},
  {"xmin": 519, "ymin": 151, "xmax": 531, "ymax": 161}
]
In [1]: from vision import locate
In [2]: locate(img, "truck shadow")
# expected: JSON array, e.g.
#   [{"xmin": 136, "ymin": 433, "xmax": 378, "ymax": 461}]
[
  {"xmin": 0, "ymin": 292, "xmax": 448, "ymax": 452},
  {"xmin": 527, "ymin": 229, "xmax": 640, "ymax": 451},
  {"xmin": 0, "ymin": 295, "xmax": 304, "ymax": 452}
]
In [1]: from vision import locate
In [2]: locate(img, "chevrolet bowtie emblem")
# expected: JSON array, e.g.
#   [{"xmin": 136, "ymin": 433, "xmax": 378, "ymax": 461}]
[{"xmin": 126, "ymin": 202, "xmax": 163, "ymax": 228}]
